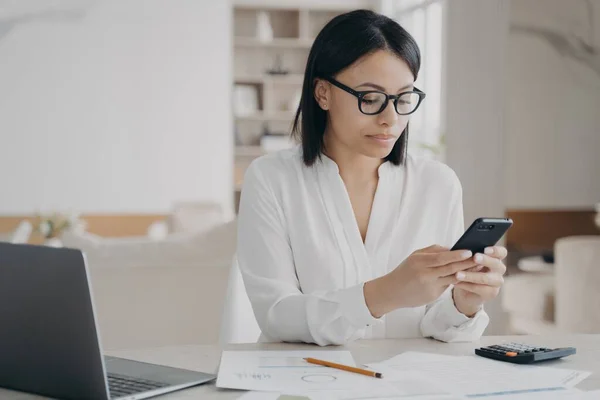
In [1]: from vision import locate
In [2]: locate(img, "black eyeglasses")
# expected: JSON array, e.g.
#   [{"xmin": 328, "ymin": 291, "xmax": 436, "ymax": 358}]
[{"xmin": 325, "ymin": 77, "xmax": 426, "ymax": 116}]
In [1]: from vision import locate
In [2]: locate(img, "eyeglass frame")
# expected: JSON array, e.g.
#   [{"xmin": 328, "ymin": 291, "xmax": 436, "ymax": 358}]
[{"xmin": 324, "ymin": 76, "xmax": 426, "ymax": 116}]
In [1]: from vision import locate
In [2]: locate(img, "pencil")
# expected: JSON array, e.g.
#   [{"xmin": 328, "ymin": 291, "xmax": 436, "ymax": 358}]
[{"xmin": 303, "ymin": 357, "xmax": 383, "ymax": 379}]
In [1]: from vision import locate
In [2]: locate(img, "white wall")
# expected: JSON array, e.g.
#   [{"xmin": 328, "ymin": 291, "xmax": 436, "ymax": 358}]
[
  {"xmin": 445, "ymin": 0, "xmax": 510, "ymax": 225},
  {"xmin": 445, "ymin": 0, "xmax": 600, "ymax": 215},
  {"xmin": 233, "ymin": 0, "xmax": 375, "ymax": 9},
  {"xmin": 505, "ymin": 0, "xmax": 600, "ymax": 209},
  {"xmin": 444, "ymin": 0, "xmax": 511, "ymax": 336},
  {"xmin": 0, "ymin": 0, "xmax": 233, "ymax": 215}
]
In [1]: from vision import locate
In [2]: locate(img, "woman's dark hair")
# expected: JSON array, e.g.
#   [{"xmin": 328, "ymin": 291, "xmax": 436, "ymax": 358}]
[{"xmin": 292, "ymin": 9, "xmax": 421, "ymax": 166}]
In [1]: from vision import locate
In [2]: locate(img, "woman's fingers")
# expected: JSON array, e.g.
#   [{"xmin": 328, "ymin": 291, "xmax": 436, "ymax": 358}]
[
  {"xmin": 473, "ymin": 253, "xmax": 507, "ymax": 274},
  {"xmin": 433, "ymin": 259, "xmax": 478, "ymax": 278},
  {"xmin": 415, "ymin": 244, "xmax": 448, "ymax": 254},
  {"xmin": 454, "ymin": 282, "xmax": 500, "ymax": 299},
  {"xmin": 483, "ymin": 246, "xmax": 508, "ymax": 260},
  {"xmin": 455, "ymin": 271, "xmax": 504, "ymax": 287},
  {"xmin": 417, "ymin": 249, "xmax": 473, "ymax": 268}
]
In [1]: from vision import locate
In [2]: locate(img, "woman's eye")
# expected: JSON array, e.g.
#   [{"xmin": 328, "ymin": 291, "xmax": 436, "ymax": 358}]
[{"xmin": 362, "ymin": 94, "xmax": 383, "ymax": 104}]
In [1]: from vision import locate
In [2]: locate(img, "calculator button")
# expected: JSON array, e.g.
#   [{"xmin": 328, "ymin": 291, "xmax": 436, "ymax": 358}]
[{"xmin": 506, "ymin": 352, "xmax": 518, "ymax": 357}]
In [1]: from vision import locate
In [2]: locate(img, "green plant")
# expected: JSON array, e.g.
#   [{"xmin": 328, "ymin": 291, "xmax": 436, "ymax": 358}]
[{"xmin": 34, "ymin": 212, "xmax": 85, "ymax": 239}]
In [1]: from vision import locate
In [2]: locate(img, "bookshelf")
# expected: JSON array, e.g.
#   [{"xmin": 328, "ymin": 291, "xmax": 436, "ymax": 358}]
[{"xmin": 231, "ymin": 2, "xmax": 374, "ymax": 208}]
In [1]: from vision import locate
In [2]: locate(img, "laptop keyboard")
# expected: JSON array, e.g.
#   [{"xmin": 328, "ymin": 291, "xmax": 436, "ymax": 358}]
[{"xmin": 108, "ymin": 372, "xmax": 169, "ymax": 398}]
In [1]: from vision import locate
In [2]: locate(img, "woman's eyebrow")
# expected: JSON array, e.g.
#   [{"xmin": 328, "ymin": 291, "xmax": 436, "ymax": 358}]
[{"xmin": 356, "ymin": 82, "xmax": 414, "ymax": 92}]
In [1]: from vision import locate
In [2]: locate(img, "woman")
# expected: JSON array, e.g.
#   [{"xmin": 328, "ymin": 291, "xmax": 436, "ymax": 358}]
[{"xmin": 236, "ymin": 9, "xmax": 506, "ymax": 346}]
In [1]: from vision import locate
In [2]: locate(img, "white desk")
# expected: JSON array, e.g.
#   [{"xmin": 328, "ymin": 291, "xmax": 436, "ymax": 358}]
[{"xmin": 2, "ymin": 335, "xmax": 599, "ymax": 399}]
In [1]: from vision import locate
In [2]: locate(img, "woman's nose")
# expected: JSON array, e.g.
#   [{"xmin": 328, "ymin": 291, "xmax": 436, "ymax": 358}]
[{"xmin": 377, "ymin": 99, "xmax": 399, "ymax": 126}]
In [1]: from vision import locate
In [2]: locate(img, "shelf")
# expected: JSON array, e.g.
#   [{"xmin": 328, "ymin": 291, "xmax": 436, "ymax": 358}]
[
  {"xmin": 234, "ymin": 37, "xmax": 313, "ymax": 48},
  {"xmin": 235, "ymin": 74, "xmax": 304, "ymax": 85},
  {"xmin": 235, "ymin": 145, "xmax": 266, "ymax": 157},
  {"xmin": 235, "ymin": 111, "xmax": 296, "ymax": 122},
  {"xmin": 232, "ymin": 5, "xmax": 361, "ymax": 202}
]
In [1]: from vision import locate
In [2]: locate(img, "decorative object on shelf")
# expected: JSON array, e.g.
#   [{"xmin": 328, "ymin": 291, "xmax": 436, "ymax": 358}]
[
  {"xmin": 34, "ymin": 211, "xmax": 87, "ymax": 241},
  {"xmin": 260, "ymin": 122, "xmax": 294, "ymax": 153},
  {"xmin": 256, "ymin": 11, "xmax": 273, "ymax": 43},
  {"xmin": 260, "ymin": 133, "xmax": 294, "ymax": 153},
  {"xmin": 233, "ymin": 84, "xmax": 259, "ymax": 117},
  {"xmin": 266, "ymin": 53, "xmax": 289, "ymax": 75}
]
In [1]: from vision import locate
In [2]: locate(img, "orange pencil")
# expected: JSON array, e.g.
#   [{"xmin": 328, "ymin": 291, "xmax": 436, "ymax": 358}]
[{"xmin": 303, "ymin": 357, "xmax": 383, "ymax": 379}]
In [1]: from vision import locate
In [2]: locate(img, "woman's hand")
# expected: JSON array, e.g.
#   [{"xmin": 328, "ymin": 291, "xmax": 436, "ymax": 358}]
[
  {"xmin": 452, "ymin": 246, "xmax": 508, "ymax": 317},
  {"xmin": 364, "ymin": 245, "xmax": 477, "ymax": 318}
]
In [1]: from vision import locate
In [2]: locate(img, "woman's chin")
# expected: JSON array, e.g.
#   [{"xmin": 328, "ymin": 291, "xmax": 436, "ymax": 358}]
[
  {"xmin": 360, "ymin": 139, "xmax": 396, "ymax": 158},
  {"xmin": 359, "ymin": 145, "xmax": 394, "ymax": 160}
]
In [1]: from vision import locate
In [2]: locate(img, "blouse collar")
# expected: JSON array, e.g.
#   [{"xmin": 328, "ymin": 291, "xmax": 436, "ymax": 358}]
[{"xmin": 318, "ymin": 151, "xmax": 392, "ymax": 178}]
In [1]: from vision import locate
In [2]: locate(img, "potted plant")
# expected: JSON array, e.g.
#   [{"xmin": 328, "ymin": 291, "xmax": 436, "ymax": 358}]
[{"xmin": 34, "ymin": 212, "xmax": 86, "ymax": 247}]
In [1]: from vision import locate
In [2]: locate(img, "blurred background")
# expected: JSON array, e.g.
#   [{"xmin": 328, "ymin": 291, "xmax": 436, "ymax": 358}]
[{"xmin": 0, "ymin": 0, "xmax": 599, "ymax": 348}]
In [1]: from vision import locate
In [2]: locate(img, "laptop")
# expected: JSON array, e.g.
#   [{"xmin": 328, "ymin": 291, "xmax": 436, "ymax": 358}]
[{"xmin": 0, "ymin": 242, "xmax": 215, "ymax": 400}]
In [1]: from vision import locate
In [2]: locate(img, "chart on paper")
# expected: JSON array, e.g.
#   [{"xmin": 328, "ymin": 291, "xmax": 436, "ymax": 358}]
[
  {"xmin": 259, "ymin": 357, "xmax": 325, "ymax": 368},
  {"xmin": 219, "ymin": 350, "xmax": 461, "ymax": 398},
  {"xmin": 217, "ymin": 350, "xmax": 365, "ymax": 392}
]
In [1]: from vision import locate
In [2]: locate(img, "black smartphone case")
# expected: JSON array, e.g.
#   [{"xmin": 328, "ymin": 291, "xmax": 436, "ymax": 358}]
[{"xmin": 450, "ymin": 218, "xmax": 513, "ymax": 254}]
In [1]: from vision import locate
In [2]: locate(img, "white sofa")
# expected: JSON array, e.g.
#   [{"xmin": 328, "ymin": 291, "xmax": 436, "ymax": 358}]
[
  {"xmin": 61, "ymin": 220, "xmax": 237, "ymax": 350},
  {"xmin": 502, "ymin": 235, "xmax": 600, "ymax": 334}
]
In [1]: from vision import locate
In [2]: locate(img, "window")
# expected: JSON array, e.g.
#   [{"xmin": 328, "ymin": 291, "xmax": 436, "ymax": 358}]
[{"xmin": 386, "ymin": 0, "xmax": 446, "ymax": 159}]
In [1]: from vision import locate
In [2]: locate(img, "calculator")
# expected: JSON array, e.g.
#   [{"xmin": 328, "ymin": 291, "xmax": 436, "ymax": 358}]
[{"xmin": 475, "ymin": 342, "xmax": 576, "ymax": 364}]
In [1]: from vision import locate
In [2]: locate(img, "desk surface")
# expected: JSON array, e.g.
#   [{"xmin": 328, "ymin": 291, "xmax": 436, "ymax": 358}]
[{"xmin": 2, "ymin": 335, "xmax": 599, "ymax": 399}]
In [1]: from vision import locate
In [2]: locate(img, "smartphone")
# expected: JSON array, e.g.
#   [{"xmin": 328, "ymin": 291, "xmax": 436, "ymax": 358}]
[{"xmin": 450, "ymin": 217, "xmax": 513, "ymax": 254}]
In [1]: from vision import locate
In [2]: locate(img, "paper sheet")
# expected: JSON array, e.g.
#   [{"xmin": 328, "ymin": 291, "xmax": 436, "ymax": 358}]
[
  {"xmin": 490, "ymin": 389, "xmax": 600, "ymax": 399},
  {"xmin": 217, "ymin": 350, "xmax": 371, "ymax": 392},
  {"xmin": 237, "ymin": 386, "xmax": 464, "ymax": 400},
  {"xmin": 237, "ymin": 389, "xmax": 600, "ymax": 400},
  {"xmin": 367, "ymin": 351, "xmax": 591, "ymax": 398},
  {"xmin": 219, "ymin": 350, "xmax": 457, "ymax": 398}
]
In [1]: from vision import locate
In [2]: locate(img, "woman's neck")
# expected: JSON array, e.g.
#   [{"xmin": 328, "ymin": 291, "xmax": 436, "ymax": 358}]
[{"xmin": 323, "ymin": 135, "xmax": 382, "ymax": 184}]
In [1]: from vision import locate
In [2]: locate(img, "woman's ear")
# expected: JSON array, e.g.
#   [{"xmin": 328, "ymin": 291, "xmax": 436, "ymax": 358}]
[{"xmin": 313, "ymin": 78, "xmax": 330, "ymax": 110}]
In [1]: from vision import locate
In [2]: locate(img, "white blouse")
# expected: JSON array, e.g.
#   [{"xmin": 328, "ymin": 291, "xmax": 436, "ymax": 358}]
[{"xmin": 237, "ymin": 146, "xmax": 489, "ymax": 346}]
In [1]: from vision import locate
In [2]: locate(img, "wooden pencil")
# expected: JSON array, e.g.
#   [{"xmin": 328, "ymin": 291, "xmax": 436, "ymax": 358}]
[{"xmin": 303, "ymin": 357, "xmax": 383, "ymax": 379}]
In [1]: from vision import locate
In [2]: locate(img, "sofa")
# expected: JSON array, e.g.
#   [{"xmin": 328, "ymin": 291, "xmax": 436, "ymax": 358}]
[{"xmin": 61, "ymin": 206, "xmax": 237, "ymax": 350}]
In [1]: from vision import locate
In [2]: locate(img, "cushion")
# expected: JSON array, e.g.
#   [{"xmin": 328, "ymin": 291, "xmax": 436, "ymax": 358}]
[
  {"xmin": 502, "ymin": 273, "xmax": 555, "ymax": 322},
  {"xmin": 61, "ymin": 220, "xmax": 237, "ymax": 268}
]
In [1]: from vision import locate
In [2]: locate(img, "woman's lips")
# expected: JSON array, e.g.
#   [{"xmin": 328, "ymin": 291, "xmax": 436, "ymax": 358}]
[{"xmin": 367, "ymin": 134, "xmax": 396, "ymax": 144}]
